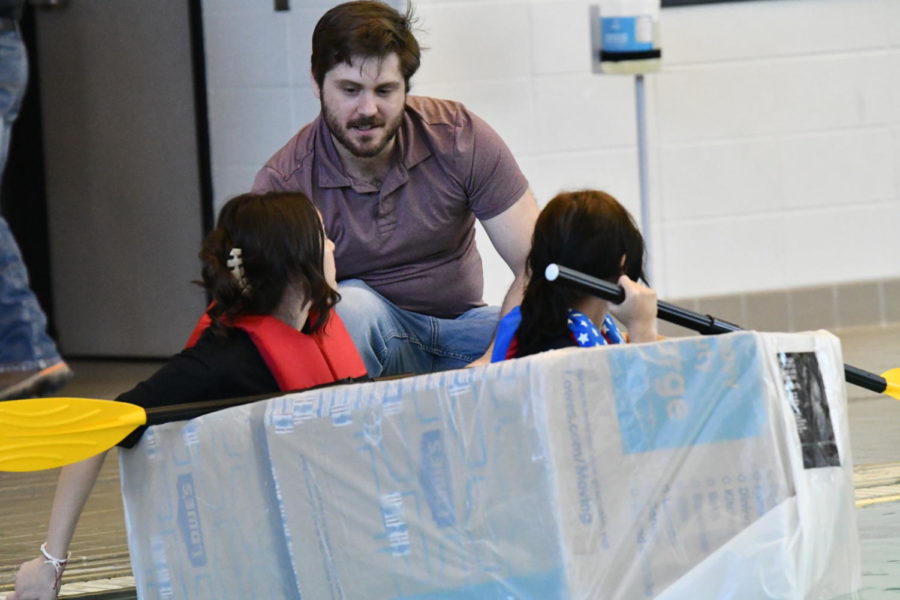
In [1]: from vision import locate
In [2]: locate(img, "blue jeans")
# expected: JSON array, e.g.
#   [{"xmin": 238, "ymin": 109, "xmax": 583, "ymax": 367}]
[
  {"xmin": 0, "ymin": 25, "xmax": 62, "ymax": 372},
  {"xmin": 335, "ymin": 279, "xmax": 499, "ymax": 377}
]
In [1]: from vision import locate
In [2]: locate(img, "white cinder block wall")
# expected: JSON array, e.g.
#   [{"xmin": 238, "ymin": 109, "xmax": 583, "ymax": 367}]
[{"xmin": 202, "ymin": 0, "xmax": 900, "ymax": 305}]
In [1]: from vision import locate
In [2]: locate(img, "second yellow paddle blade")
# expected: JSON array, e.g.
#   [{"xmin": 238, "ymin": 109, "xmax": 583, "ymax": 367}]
[
  {"xmin": 0, "ymin": 397, "xmax": 147, "ymax": 472},
  {"xmin": 882, "ymin": 368, "xmax": 900, "ymax": 401}
]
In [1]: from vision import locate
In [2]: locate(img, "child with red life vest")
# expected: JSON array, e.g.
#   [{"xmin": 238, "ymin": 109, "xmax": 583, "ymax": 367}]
[
  {"xmin": 9, "ymin": 192, "xmax": 366, "ymax": 600},
  {"xmin": 492, "ymin": 190, "xmax": 658, "ymax": 361}
]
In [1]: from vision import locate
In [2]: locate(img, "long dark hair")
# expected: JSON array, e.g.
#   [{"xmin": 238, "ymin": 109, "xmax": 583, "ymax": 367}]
[
  {"xmin": 311, "ymin": 1, "xmax": 421, "ymax": 91},
  {"xmin": 517, "ymin": 190, "xmax": 646, "ymax": 358},
  {"xmin": 199, "ymin": 192, "xmax": 339, "ymax": 335}
]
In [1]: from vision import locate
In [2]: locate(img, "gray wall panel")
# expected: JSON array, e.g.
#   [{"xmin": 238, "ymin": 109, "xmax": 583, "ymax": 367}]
[{"xmin": 36, "ymin": 0, "xmax": 205, "ymax": 357}]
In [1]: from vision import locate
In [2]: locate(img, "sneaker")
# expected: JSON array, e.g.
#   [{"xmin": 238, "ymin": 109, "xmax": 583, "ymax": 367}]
[{"xmin": 0, "ymin": 362, "xmax": 74, "ymax": 401}]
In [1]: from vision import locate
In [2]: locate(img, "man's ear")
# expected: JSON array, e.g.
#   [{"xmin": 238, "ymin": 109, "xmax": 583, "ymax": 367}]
[
  {"xmin": 311, "ymin": 73, "xmax": 321, "ymax": 99},
  {"xmin": 620, "ymin": 254, "xmax": 627, "ymax": 269}
]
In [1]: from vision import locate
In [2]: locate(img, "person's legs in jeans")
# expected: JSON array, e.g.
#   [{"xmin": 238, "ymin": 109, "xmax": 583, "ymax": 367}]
[
  {"xmin": 336, "ymin": 279, "xmax": 435, "ymax": 377},
  {"xmin": 0, "ymin": 218, "xmax": 63, "ymax": 371},
  {"xmin": 0, "ymin": 24, "xmax": 71, "ymax": 399},
  {"xmin": 335, "ymin": 280, "xmax": 500, "ymax": 377},
  {"xmin": 431, "ymin": 305, "xmax": 500, "ymax": 372}
]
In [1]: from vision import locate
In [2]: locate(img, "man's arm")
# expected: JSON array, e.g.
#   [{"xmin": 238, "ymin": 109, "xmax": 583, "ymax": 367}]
[
  {"xmin": 470, "ymin": 189, "xmax": 540, "ymax": 365},
  {"xmin": 485, "ymin": 188, "xmax": 540, "ymax": 316}
]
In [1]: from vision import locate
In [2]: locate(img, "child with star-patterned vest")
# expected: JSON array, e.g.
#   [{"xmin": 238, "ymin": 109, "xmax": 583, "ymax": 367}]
[{"xmin": 492, "ymin": 190, "xmax": 658, "ymax": 361}]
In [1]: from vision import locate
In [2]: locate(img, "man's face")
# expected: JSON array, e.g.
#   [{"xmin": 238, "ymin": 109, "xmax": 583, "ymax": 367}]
[{"xmin": 318, "ymin": 53, "xmax": 406, "ymax": 160}]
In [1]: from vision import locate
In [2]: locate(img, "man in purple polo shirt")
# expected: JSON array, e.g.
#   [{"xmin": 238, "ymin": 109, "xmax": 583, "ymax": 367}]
[{"xmin": 253, "ymin": 1, "xmax": 538, "ymax": 377}]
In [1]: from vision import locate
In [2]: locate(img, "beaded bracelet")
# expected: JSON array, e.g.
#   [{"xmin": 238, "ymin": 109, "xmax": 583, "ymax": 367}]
[{"xmin": 39, "ymin": 542, "xmax": 69, "ymax": 591}]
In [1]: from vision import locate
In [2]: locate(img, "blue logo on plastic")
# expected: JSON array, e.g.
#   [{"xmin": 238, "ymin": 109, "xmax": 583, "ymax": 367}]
[
  {"xmin": 601, "ymin": 16, "xmax": 653, "ymax": 52},
  {"xmin": 380, "ymin": 492, "xmax": 411, "ymax": 556},
  {"xmin": 419, "ymin": 429, "xmax": 456, "ymax": 528},
  {"xmin": 330, "ymin": 396, "xmax": 352, "ymax": 427},
  {"xmin": 610, "ymin": 335, "xmax": 766, "ymax": 453},
  {"xmin": 176, "ymin": 473, "xmax": 207, "ymax": 567}
]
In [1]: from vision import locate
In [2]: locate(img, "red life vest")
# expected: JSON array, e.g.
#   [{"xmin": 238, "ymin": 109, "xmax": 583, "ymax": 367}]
[{"xmin": 185, "ymin": 310, "xmax": 367, "ymax": 392}]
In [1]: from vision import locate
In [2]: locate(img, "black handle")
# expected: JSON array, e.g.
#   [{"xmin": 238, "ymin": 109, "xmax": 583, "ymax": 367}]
[{"xmin": 545, "ymin": 263, "xmax": 888, "ymax": 395}]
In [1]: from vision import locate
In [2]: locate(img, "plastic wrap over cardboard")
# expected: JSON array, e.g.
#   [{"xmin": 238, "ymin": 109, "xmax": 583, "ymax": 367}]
[{"xmin": 120, "ymin": 331, "xmax": 860, "ymax": 599}]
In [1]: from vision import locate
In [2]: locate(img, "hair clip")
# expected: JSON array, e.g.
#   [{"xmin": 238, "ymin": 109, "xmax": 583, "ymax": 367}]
[{"xmin": 227, "ymin": 248, "xmax": 250, "ymax": 293}]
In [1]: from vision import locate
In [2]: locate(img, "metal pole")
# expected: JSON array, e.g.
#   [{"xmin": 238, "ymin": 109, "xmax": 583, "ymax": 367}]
[{"xmin": 634, "ymin": 73, "xmax": 651, "ymax": 282}]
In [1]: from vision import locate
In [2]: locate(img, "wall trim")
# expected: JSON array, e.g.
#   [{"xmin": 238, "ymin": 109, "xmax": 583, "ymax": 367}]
[{"xmin": 660, "ymin": 277, "xmax": 900, "ymax": 336}]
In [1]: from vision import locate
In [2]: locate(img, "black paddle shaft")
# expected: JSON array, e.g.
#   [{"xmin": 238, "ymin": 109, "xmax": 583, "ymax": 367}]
[
  {"xmin": 545, "ymin": 263, "xmax": 887, "ymax": 395},
  {"xmin": 136, "ymin": 376, "xmax": 372, "ymax": 430}
]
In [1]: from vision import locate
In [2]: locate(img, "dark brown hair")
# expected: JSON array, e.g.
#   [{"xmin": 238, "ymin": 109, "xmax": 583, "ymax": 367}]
[
  {"xmin": 517, "ymin": 190, "xmax": 646, "ymax": 358},
  {"xmin": 199, "ymin": 192, "xmax": 339, "ymax": 334},
  {"xmin": 311, "ymin": 1, "xmax": 421, "ymax": 90}
]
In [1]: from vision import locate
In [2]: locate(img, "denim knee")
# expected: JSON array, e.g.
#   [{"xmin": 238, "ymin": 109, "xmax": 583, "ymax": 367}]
[
  {"xmin": 336, "ymin": 280, "xmax": 391, "ymax": 322},
  {"xmin": 334, "ymin": 280, "xmax": 396, "ymax": 377}
]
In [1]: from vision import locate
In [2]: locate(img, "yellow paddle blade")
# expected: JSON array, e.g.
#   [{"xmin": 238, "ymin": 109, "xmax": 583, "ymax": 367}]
[
  {"xmin": 0, "ymin": 397, "xmax": 147, "ymax": 472},
  {"xmin": 882, "ymin": 368, "xmax": 900, "ymax": 401}
]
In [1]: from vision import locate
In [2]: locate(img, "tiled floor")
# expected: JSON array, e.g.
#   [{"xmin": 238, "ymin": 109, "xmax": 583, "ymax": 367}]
[
  {"xmin": 0, "ymin": 324, "xmax": 898, "ymax": 599},
  {"xmin": 0, "ymin": 360, "xmax": 161, "ymax": 598}
]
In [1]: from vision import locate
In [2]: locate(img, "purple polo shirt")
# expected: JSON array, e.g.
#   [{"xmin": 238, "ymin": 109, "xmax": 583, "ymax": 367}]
[{"xmin": 253, "ymin": 96, "xmax": 529, "ymax": 318}]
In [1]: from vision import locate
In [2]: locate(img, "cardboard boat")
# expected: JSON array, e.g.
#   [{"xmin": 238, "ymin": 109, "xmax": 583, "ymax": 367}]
[{"xmin": 120, "ymin": 330, "xmax": 860, "ymax": 599}]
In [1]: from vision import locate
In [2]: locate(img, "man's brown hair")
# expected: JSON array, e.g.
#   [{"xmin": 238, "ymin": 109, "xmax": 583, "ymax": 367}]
[{"xmin": 311, "ymin": 1, "xmax": 421, "ymax": 90}]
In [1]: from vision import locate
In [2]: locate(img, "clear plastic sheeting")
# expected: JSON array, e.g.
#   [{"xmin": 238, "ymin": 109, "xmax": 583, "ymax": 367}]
[{"xmin": 120, "ymin": 331, "xmax": 860, "ymax": 599}]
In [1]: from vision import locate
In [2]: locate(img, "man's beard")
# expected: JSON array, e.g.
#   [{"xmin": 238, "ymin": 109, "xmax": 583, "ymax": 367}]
[{"xmin": 322, "ymin": 101, "xmax": 403, "ymax": 159}]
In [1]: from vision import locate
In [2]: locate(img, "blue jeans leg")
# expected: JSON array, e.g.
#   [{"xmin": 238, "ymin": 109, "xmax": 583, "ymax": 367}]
[
  {"xmin": 431, "ymin": 304, "xmax": 500, "ymax": 372},
  {"xmin": 335, "ymin": 279, "xmax": 499, "ymax": 377},
  {"xmin": 0, "ymin": 26, "xmax": 62, "ymax": 372},
  {"xmin": 0, "ymin": 218, "xmax": 61, "ymax": 371}
]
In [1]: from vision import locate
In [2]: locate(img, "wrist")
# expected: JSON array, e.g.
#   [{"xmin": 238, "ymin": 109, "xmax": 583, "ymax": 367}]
[
  {"xmin": 626, "ymin": 323, "xmax": 658, "ymax": 343},
  {"xmin": 40, "ymin": 542, "xmax": 69, "ymax": 591}
]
